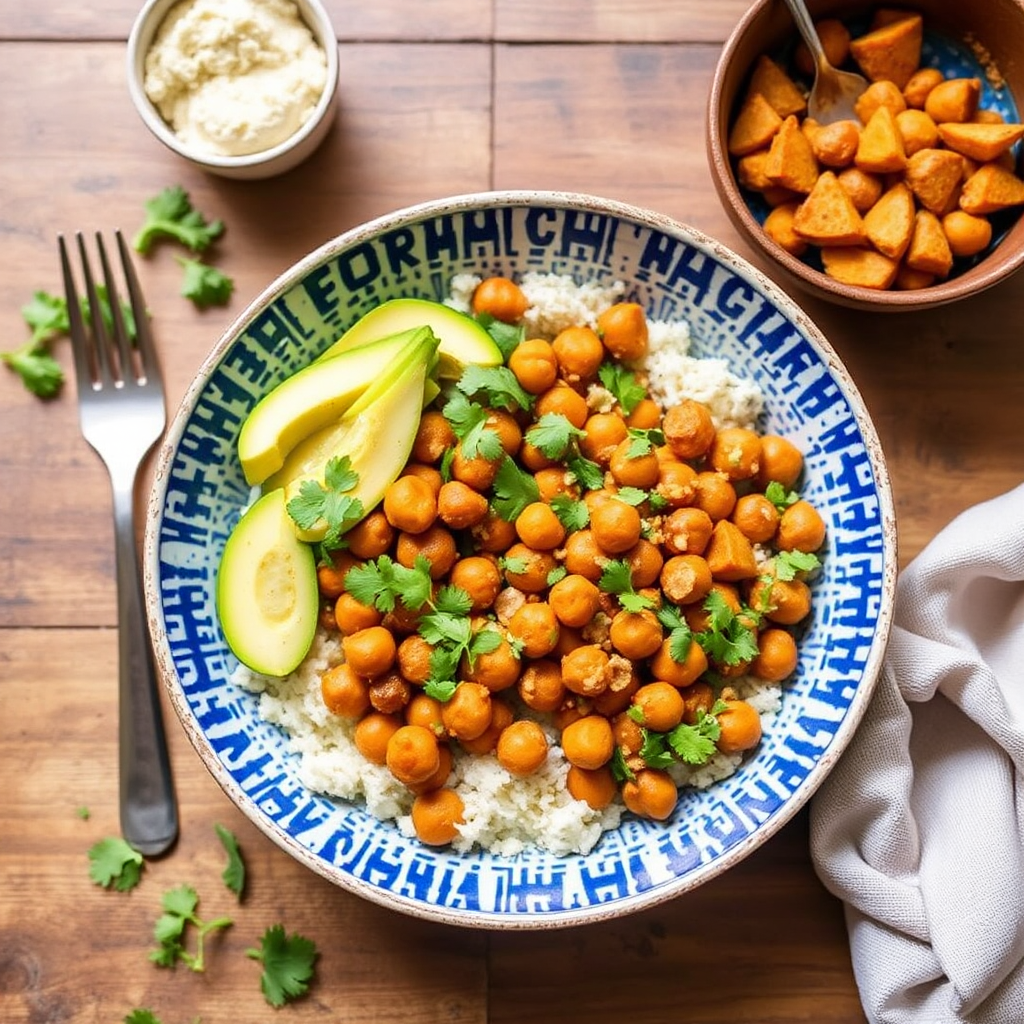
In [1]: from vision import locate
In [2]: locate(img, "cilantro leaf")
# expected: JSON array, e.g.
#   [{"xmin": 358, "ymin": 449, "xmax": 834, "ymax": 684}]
[
  {"xmin": 772, "ymin": 549, "xmax": 822, "ymax": 581},
  {"xmin": 566, "ymin": 454, "xmax": 605, "ymax": 491},
  {"xmin": 247, "ymin": 924, "xmax": 318, "ymax": 1007},
  {"xmin": 597, "ymin": 559, "xmax": 655, "ymax": 611},
  {"xmin": 285, "ymin": 456, "xmax": 364, "ymax": 547},
  {"xmin": 176, "ymin": 255, "xmax": 234, "ymax": 308},
  {"xmin": 150, "ymin": 885, "xmax": 233, "ymax": 973},
  {"xmin": 610, "ymin": 745, "xmax": 635, "ymax": 783},
  {"xmin": 2, "ymin": 344, "xmax": 64, "ymax": 398},
  {"xmin": 549, "ymin": 493, "xmax": 590, "ymax": 532},
  {"xmin": 133, "ymin": 185, "xmax": 224, "ymax": 254},
  {"xmin": 655, "ymin": 602, "xmax": 694, "ymax": 663},
  {"xmin": 765, "ymin": 480, "xmax": 800, "ymax": 512},
  {"xmin": 124, "ymin": 1010, "xmax": 162, "ymax": 1024},
  {"xmin": 491, "ymin": 455, "xmax": 540, "ymax": 521},
  {"xmin": 345, "ymin": 554, "xmax": 433, "ymax": 614},
  {"xmin": 88, "ymin": 836, "xmax": 144, "ymax": 891},
  {"xmin": 696, "ymin": 591, "xmax": 760, "ymax": 667},
  {"xmin": 666, "ymin": 705, "xmax": 725, "ymax": 765},
  {"xmin": 598, "ymin": 360, "xmax": 647, "ymax": 415},
  {"xmin": 424, "ymin": 678, "xmax": 458, "ymax": 702},
  {"xmin": 625, "ymin": 427, "xmax": 665, "ymax": 458},
  {"xmin": 526, "ymin": 413, "xmax": 587, "ymax": 460},
  {"xmin": 639, "ymin": 729, "xmax": 676, "ymax": 770},
  {"xmin": 499, "ymin": 553, "xmax": 530, "ymax": 576},
  {"xmin": 546, "ymin": 565, "xmax": 568, "ymax": 587},
  {"xmin": 215, "ymin": 823, "xmax": 246, "ymax": 898},
  {"xmin": 442, "ymin": 390, "xmax": 505, "ymax": 460},
  {"xmin": 456, "ymin": 364, "xmax": 533, "ymax": 412},
  {"xmin": 473, "ymin": 311, "xmax": 526, "ymax": 361},
  {"xmin": 613, "ymin": 486, "xmax": 649, "ymax": 507}
]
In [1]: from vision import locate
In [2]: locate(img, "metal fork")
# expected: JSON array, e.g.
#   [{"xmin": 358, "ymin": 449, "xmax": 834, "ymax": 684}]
[{"xmin": 60, "ymin": 230, "xmax": 178, "ymax": 856}]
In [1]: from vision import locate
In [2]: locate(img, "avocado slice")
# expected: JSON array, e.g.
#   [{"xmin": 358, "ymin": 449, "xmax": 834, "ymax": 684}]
[
  {"xmin": 323, "ymin": 297, "xmax": 502, "ymax": 379},
  {"xmin": 238, "ymin": 327, "xmax": 428, "ymax": 487},
  {"xmin": 216, "ymin": 488, "xmax": 318, "ymax": 677},
  {"xmin": 268, "ymin": 330, "xmax": 439, "ymax": 543}
]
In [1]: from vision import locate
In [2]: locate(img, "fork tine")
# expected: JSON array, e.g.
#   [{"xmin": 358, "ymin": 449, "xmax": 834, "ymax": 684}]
[
  {"xmin": 96, "ymin": 231, "xmax": 135, "ymax": 383},
  {"xmin": 115, "ymin": 229, "xmax": 161, "ymax": 386},
  {"xmin": 59, "ymin": 233, "xmax": 95, "ymax": 392},
  {"xmin": 76, "ymin": 231, "xmax": 118, "ymax": 386}
]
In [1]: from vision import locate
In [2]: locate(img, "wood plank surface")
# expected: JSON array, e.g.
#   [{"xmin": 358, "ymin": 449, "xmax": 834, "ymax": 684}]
[{"xmin": 3, "ymin": 2, "xmax": 1022, "ymax": 1022}]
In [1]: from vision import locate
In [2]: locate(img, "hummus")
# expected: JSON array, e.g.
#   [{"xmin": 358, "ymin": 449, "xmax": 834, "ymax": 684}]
[{"xmin": 144, "ymin": 0, "xmax": 328, "ymax": 158}]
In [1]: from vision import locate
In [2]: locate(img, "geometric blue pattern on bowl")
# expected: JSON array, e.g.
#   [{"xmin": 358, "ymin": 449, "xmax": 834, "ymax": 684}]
[{"xmin": 145, "ymin": 191, "xmax": 897, "ymax": 928}]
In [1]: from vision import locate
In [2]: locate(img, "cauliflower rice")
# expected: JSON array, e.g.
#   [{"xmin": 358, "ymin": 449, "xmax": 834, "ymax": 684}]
[{"xmin": 233, "ymin": 273, "xmax": 781, "ymax": 858}]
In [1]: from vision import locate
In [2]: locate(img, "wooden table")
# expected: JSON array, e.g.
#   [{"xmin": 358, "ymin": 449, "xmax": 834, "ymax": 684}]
[{"xmin": 3, "ymin": 2, "xmax": 1021, "ymax": 1021}]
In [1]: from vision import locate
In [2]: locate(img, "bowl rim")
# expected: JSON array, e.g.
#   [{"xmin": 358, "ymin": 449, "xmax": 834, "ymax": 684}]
[
  {"xmin": 144, "ymin": 189, "xmax": 898, "ymax": 928},
  {"xmin": 705, "ymin": 0, "xmax": 1024, "ymax": 311},
  {"xmin": 125, "ymin": 0, "xmax": 340, "ymax": 171}
]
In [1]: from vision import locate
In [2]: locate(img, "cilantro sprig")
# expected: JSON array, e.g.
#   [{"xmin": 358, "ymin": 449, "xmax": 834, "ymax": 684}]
[
  {"xmin": 345, "ymin": 553, "xmax": 434, "ymax": 614},
  {"xmin": 598, "ymin": 559, "xmax": 656, "ymax": 613},
  {"xmin": 549, "ymin": 492, "xmax": 590, "ymax": 532},
  {"xmin": 133, "ymin": 185, "xmax": 224, "ymax": 255},
  {"xmin": 456, "ymin": 364, "xmax": 533, "ymax": 413},
  {"xmin": 695, "ymin": 590, "xmax": 760, "ymax": 667},
  {"xmin": 215, "ymin": 823, "xmax": 246, "ymax": 898},
  {"xmin": 654, "ymin": 602, "xmax": 694, "ymax": 664},
  {"xmin": 526, "ymin": 412, "xmax": 587, "ymax": 460},
  {"xmin": 625, "ymin": 426, "xmax": 665, "ymax": 458},
  {"xmin": 474, "ymin": 311, "xmax": 526, "ymax": 361},
  {"xmin": 442, "ymin": 389, "xmax": 504, "ymax": 460},
  {"xmin": 285, "ymin": 455, "xmax": 365, "ymax": 551},
  {"xmin": 176, "ymin": 255, "xmax": 234, "ymax": 309},
  {"xmin": 419, "ymin": 586, "xmax": 502, "ymax": 700},
  {"xmin": 150, "ymin": 885, "xmax": 233, "ymax": 972},
  {"xmin": 248, "ymin": 924, "xmax": 319, "ymax": 1007},
  {"xmin": 88, "ymin": 836, "xmax": 145, "ymax": 891},
  {"xmin": 490, "ymin": 455, "xmax": 541, "ymax": 521},
  {"xmin": 598, "ymin": 360, "xmax": 647, "ymax": 416},
  {"xmin": 666, "ymin": 700, "xmax": 730, "ymax": 764},
  {"xmin": 765, "ymin": 480, "xmax": 800, "ymax": 512},
  {"xmin": 772, "ymin": 549, "xmax": 822, "ymax": 581}
]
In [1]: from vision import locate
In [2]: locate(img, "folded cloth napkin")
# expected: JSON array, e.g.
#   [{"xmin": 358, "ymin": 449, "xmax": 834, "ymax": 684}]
[{"xmin": 810, "ymin": 483, "xmax": 1024, "ymax": 1024}]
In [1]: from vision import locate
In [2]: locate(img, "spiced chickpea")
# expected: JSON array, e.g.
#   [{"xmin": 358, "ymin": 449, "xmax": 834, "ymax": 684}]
[
  {"xmin": 756, "ymin": 434, "xmax": 804, "ymax": 490},
  {"xmin": 449, "ymin": 556, "xmax": 501, "ymax": 612},
  {"xmin": 631, "ymin": 681, "xmax": 686, "ymax": 733},
  {"xmin": 412, "ymin": 409, "xmax": 456, "ymax": 464},
  {"xmin": 561, "ymin": 644, "xmax": 611, "ymax": 697},
  {"xmin": 650, "ymin": 636, "xmax": 708, "ymax": 688},
  {"xmin": 368, "ymin": 671, "xmax": 412, "ymax": 715},
  {"xmin": 731, "ymin": 492, "xmax": 780, "ymax": 544},
  {"xmin": 345, "ymin": 509, "xmax": 395, "ymax": 560},
  {"xmin": 562, "ymin": 529, "xmax": 605, "ymax": 582},
  {"xmin": 581, "ymin": 412, "xmax": 629, "ymax": 465},
  {"xmin": 612, "ymin": 710, "xmax": 645, "ymax": 758},
  {"xmin": 317, "ymin": 550, "xmax": 358, "ymax": 599},
  {"xmin": 622, "ymin": 769, "xmax": 679, "ymax": 820},
  {"xmin": 517, "ymin": 658, "xmax": 566, "ymax": 712},
  {"xmin": 407, "ymin": 743, "xmax": 454, "ymax": 795},
  {"xmin": 496, "ymin": 720, "xmax": 550, "ymax": 776},
  {"xmin": 462, "ymin": 633, "xmax": 521, "ymax": 692},
  {"xmin": 660, "ymin": 554, "xmax": 713, "ymax": 606},
  {"xmin": 342, "ymin": 625, "xmax": 397, "ymax": 678},
  {"xmin": 515, "ymin": 501, "xmax": 566, "ymax": 550},
  {"xmin": 625, "ymin": 397, "xmax": 661, "ymax": 431},
  {"xmin": 609, "ymin": 608, "xmax": 663, "ymax": 660},
  {"xmin": 534, "ymin": 382, "xmax": 589, "ymax": 429},
  {"xmin": 609, "ymin": 438, "xmax": 660, "ymax": 489},
  {"xmin": 663, "ymin": 399, "xmax": 716, "ymax": 459},
  {"xmin": 625, "ymin": 538, "xmax": 664, "ymax": 589},
  {"xmin": 708, "ymin": 427, "xmax": 762, "ymax": 481},
  {"xmin": 383, "ymin": 474, "xmax": 437, "ymax": 534},
  {"xmin": 397, "ymin": 633, "xmax": 434, "ymax": 685},
  {"xmin": 402, "ymin": 462, "xmax": 444, "ymax": 496},
  {"xmin": 566, "ymin": 765, "xmax": 618, "ymax": 810},
  {"xmin": 396, "ymin": 524, "xmax": 458, "ymax": 579},
  {"xmin": 692, "ymin": 471, "xmax": 737, "ymax": 521},
  {"xmin": 548, "ymin": 573, "xmax": 602, "ymax": 628},
  {"xmin": 777, "ymin": 499, "xmax": 826, "ymax": 553},
  {"xmin": 663, "ymin": 507, "xmax": 714, "ymax": 556},
  {"xmin": 451, "ymin": 442, "xmax": 501, "ymax": 491},
  {"xmin": 472, "ymin": 510, "xmax": 517, "ymax": 554},
  {"xmin": 561, "ymin": 714, "xmax": 615, "ymax": 770},
  {"xmin": 502, "ymin": 542, "xmax": 557, "ymax": 593},
  {"xmin": 411, "ymin": 787, "xmax": 465, "ymax": 846},
  {"xmin": 472, "ymin": 276, "xmax": 528, "ymax": 322},
  {"xmin": 592, "ymin": 668, "xmax": 639, "ymax": 717},
  {"xmin": 460, "ymin": 699, "xmax": 515, "ymax": 756},
  {"xmin": 437, "ymin": 480, "xmax": 489, "ymax": 530},
  {"xmin": 596, "ymin": 301, "xmax": 649, "ymax": 361},
  {"xmin": 716, "ymin": 699, "xmax": 763, "ymax": 754},
  {"xmin": 441, "ymin": 682, "xmax": 492, "ymax": 741},
  {"xmin": 552, "ymin": 325, "xmax": 604, "ymax": 381},
  {"xmin": 509, "ymin": 337, "xmax": 559, "ymax": 394},
  {"xmin": 353, "ymin": 712, "xmax": 403, "ymax": 765},
  {"xmin": 333, "ymin": 592, "xmax": 382, "ymax": 635},
  {"xmin": 656, "ymin": 460, "xmax": 699, "ymax": 508},
  {"xmin": 750, "ymin": 577, "xmax": 813, "ymax": 625},
  {"xmin": 555, "ymin": 625, "xmax": 586, "ymax": 658},
  {"xmin": 518, "ymin": 438, "xmax": 557, "ymax": 472},
  {"xmin": 404, "ymin": 692, "xmax": 446, "ymax": 737},
  {"xmin": 508, "ymin": 601, "xmax": 560, "ymax": 659},
  {"xmin": 534, "ymin": 466, "xmax": 578, "ymax": 504},
  {"xmin": 681, "ymin": 680, "xmax": 715, "ymax": 724},
  {"xmin": 320, "ymin": 663, "xmax": 371, "ymax": 718},
  {"xmin": 752, "ymin": 628, "xmax": 799, "ymax": 682},
  {"xmin": 590, "ymin": 498, "xmax": 642, "ymax": 554},
  {"xmin": 486, "ymin": 409, "xmax": 523, "ymax": 456}
]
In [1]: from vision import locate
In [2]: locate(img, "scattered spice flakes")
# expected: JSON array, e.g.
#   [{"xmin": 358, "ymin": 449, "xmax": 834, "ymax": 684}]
[{"xmin": 964, "ymin": 32, "xmax": 1006, "ymax": 91}]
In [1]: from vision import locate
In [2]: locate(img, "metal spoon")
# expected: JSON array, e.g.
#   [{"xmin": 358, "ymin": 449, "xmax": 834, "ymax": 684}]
[{"xmin": 782, "ymin": 0, "xmax": 868, "ymax": 123}]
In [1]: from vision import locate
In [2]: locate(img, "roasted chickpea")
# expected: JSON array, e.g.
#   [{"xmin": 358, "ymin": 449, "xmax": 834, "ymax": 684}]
[
  {"xmin": 396, "ymin": 523, "xmax": 458, "ymax": 579},
  {"xmin": 552, "ymin": 324, "xmax": 604, "ymax": 381},
  {"xmin": 624, "ymin": 538, "xmax": 664, "ymax": 588},
  {"xmin": 317, "ymin": 550, "xmax": 359, "ymax": 599},
  {"xmin": 441, "ymin": 681, "xmax": 492, "ymax": 741},
  {"xmin": 622, "ymin": 769, "xmax": 678, "ymax": 820},
  {"xmin": 403, "ymin": 462, "xmax": 444, "ymax": 496},
  {"xmin": 660, "ymin": 554, "xmax": 713, "ymax": 606},
  {"xmin": 681, "ymin": 680, "xmax": 715, "ymax": 724},
  {"xmin": 777, "ymin": 499, "xmax": 826, "ymax": 553},
  {"xmin": 663, "ymin": 400, "xmax": 715, "ymax": 459},
  {"xmin": 708, "ymin": 427, "xmax": 761, "ymax": 481},
  {"xmin": 561, "ymin": 714, "xmax": 615, "ymax": 770},
  {"xmin": 943, "ymin": 210, "xmax": 992, "ymax": 257},
  {"xmin": 517, "ymin": 658, "xmax": 566, "ymax": 712},
  {"xmin": 515, "ymin": 501, "xmax": 566, "ymax": 550},
  {"xmin": 497, "ymin": 720, "xmax": 550, "ymax": 776},
  {"xmin": 486, "ymin": 408, "xmax": 523, "ymax": 456},
  {"xmin": 596, "ymin": 301, "xmax": 649, "ymax": 361},
  {"xmin": 609, "ymin": 608, "xmax": 663, "ymax": 660},
  {"xmin": 449, "ymin": 556, "xmax": 502, "ymax": 612},
  {"xmin": 566, "ymin": 765, "xmax": 618, "ymax": 810},
  {"xmin": 650, "ymin": 636, "xmax": 708, "ymax": 688},
  {"xmin": 563, "ymin": 529, "xmax": 604, "ymax": 581},
  {"xmin": 534, "ymin": 382, "xmax": 589, "ymax": 429},
  {"xmin": 411, "ymin": 787, "xmax": 465, "ymax": 846},
  {"xmin": 462, "ymin": 632, "xmax": 521, "ymax": 692},
  {"xmin": 561, "ymin": 644, "xmax": 611, "ymax": 697},
  {"xmin": 548, "ymin": 573, "xmax": 602, "ymax": 628},
  {"xmin": 412, "ymin": 409, "xmax": 456, "ymax": 464},
  {"xmin": 502, "ymin": 542, "xmax": 558, "ymax": 593},
  {"xmin": 508, "ymin": 601, "xmax": 560, "ymax": 659},
  {"xmin": 903, "ymin": 66, "xmax": 945, "ymax": 108},
  {"xmin": 581, "ymin": 412, "xmax": 629, "ymax": 465},
  {"xmin": 731, "ymin": 492, "xmax": 780, "ymax": 544},
  {"xmin": 342, "ymin": 625, "xmax": 397, "ymax": 678},
  {"xmin": 437, "ymin": 480, "xmax": 489, "ymax": 530},
  {"xmin": 383, "ymin": 474, "xmax": 438, "ymax": 534},
  {"xmin": 631, "ymin": 681, "xmax": 686, "ymax": 732},
  {"xmin": 397, "ymin": 633, "xmax": 434, "ymax": 685},
  {"xmin": 756, "ymin": 434, "xmax": 804, "ymax": 490},
  {"xmin": 407, "ymin": 743, "xmax": 454, "ymax": 795},
  {"xmin": 333, "ymin": 591, "xmax": 383, "ymax": 635},
  {"xmin": 517, "ymin": 437, "xmax": 557, "ymax": 472},
  {"xmin": 663, "ymin": 507, "xmax": 714, "ymax": 556},
  {"xmin": 472, "ymin": 510, "xmax": 518, "ymax": 554},
  {"xmin": 655, "ymin": 460, "xmax": 699, "ymax": 509},
  {"xmin": 354, "ymin": 711, "xmax": 403, "ymax": 765},
  {"xmin": 451, "ymin": 441, "xmax": 501, "ymax": 491},
  {"xmin": 404, "ymin": 692, "xmax": 446, "ymax": 737},
  {"xmin": 716, "ymin": 699, "xmax": 763, "ymax": 754},
  {"xmin": 613, "ymin": 710, "xmax": 645, "ymax": 758},
  {"xmin": 626, "ymin": 397, "xmax": 662, "ymax": 430},
  {"xmin": 837, "ymin": 166, "xmax": 883, "ymax": 213},
  {"xmin": 460, "ymin": 698, "xmax": 515, "ymax": 756},
  {"xmin": 509, "ymin": 337, "xmax": 559, "ymax": 394},
  {"xmin": 533, "ymin": 466, "xmax": 577, "ymax": 504},
  {"xmin": 320, "ymin": 663, "xmax": 371, "ymax": 718},
  {"xmin": 368, "ymin": 671, "xmax": 412, "ymax": 715},
  {"xmin": 692, "ymin": 471, "xmax": 737, "ymax": 521},
  {"xmin": 752, "ymin": 628, "xmax": 799, "ymax": 682},
  {"xmin": 749, "ymin": 577, "xmax": 812, "ymax": 625},
  {"xmin": 344, "ymin": 509, "xmax": 395, "ymax": 560},
  {"xmin": 609, "ymin": 438, "xmax": 660, "ymax": 489},
  {"xmin": 590, "ymin": 498, "xmax": 642, "ymax": 554},
  {"xmin": 472, "ymin": 276, "xmax": 528, "ymax": 322}
]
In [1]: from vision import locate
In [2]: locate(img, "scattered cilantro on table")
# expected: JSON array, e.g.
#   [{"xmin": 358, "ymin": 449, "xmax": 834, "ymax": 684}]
[
  {"xmin": 132, "ymin": 185, "xmax": 224, "ymax": 255},
  {"xmin": 88, "ymin": 836, "xmax": 145, "ymax": 891},
  {"xmin": 150, "ymin": 884, "xmax": 233, "ymax": 972},
  {"xmin": 176, "ymin": 255, "xmax": 234, "ymax": 309},
  {"xmin": 215, "ymin": 823, "xmax": 246, "ymax": 899},
  {"xmin": 247, "ymin": 924, "xmax": 319, "ymax": 1007}
]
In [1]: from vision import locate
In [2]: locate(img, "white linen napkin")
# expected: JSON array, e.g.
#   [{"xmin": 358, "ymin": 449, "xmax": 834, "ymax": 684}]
[{"xmin": 810, "ymin": 483, "xmax": 1024, "ymax": 1024}]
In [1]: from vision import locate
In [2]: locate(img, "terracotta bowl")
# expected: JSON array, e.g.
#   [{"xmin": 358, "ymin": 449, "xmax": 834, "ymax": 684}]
[{"xmin": 707, "ymin": 0, "xmax": 1024, "ymax": 310}]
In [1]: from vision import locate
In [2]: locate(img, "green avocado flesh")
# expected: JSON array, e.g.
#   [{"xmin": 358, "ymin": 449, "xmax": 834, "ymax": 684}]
[
  {"xmin": 324, "ymin": 297, "xmax": 502, "ymax": 379},
  {"xmin": 267, "ymin": 330, "xmax": 439, "ymax": 543},
  {"xmin": 237, "ymin": 328, "xmax": 426, "ymax": 487},
  {"xmin": 216, "ymin": 489, "xmax": 318, "ymax": 677}
]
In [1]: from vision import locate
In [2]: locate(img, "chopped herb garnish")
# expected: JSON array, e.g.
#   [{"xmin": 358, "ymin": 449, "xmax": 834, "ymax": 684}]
[
  {"xmin": 612, "ymin": 486, "xmax": 650, "ymax": 507},
  {"xmin": 457, "ymin": 364, "xmax": 533, "ymax": 412},
  {"xmin": 549, "ymin": 493, "xmax": 590, "ymax": 532},
  {"xmin": 546, "ymin": 565, "xmax": 568, "ymax": 587},
  {"xmin": 475, "ymin": 311, "xmax": 526, "ymax": 361},
  {"xmin": 526, "ymin": 412, "xmax": 587, "ymax": 460},
  {"xmin": 765, "ymin": 480, "xmax": 800, "ymax": 512},
  {"xmin": 176, "ymin": 255, "xmax": 234, "ymax": 309},
  {"xmin": 771, "ymin": 549, "xmax": 822, "ymax": 581},
  {"xmin": 247, "ymin": 924, "xmax": 319, "ymax": 1007},
  {"xmin": 598, "ymin": 559, "xmax": 656, "ymax": 612},
  {"xmin": 442, "ymin": 389, "xmax": 504, "ymax": 460},
  {"xmin": 491, "ymin": 455, "xmax": 541, "ymax": 521},
  {"xmin": 133, "ymin": 185, "xmax": 224, "ymax": 255},
  {"xmin": 655, "ymin": 602, "xmax": 694, "ymax": 663},
  {"xmin": 566, "ymin": 453, "xmax": 605, "ymax": 491},
  {"xmin": 285, "ymin": 456, "xmax": 364, "ymax": 549},
  {"xmin": 696, "ymin": 591, "xmax": 760, "ymax": 667},
  {"xmin": 666, "ymin": 701, "xmax": 729, "ymax": 765},
  {"xmin": 344, "ymin": 554, "xmax": 433, "ymax": 614},
  {"xmin": 625, "ymin": 427, "xmax": 665, "ymax": 458},
  {"xmin": 598, "ymin": 360, "xmax": 647, "ymax": 416}
]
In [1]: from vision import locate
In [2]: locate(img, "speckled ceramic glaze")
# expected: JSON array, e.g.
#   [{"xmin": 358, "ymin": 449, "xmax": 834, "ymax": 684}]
[{"xmin": 144, "ymin": 192, "xmax": 897, "ymax": 929}]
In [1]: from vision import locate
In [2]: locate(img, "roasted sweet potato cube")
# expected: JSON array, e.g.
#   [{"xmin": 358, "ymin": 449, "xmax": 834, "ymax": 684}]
[
  {"xmin": 764, "ymin": 202, "xmax": 809, "ymax": 256},
  {"xmin": 924, "ymin": 78, "xmax": 981, "ymax": 124},
  {"xmin": 821, "ymin": 247, "xmax": 899, "ymax": 289},
  {"xmin": 855, "ymin": 106, "xmax": 907, "ymax": 174},
  {"xmin": 729, "ymin": 92, "xmax": 784, "ymax": 156},
  {"xmin": 960, "ymin": 163, "xmax": 1024, "ymax": 215},
  {"xmin": 905, "ymin": 148, "xmax": 966, "ymax": 214},
  {"xmin": 936, "ymin": 122, "xmax": 1024, "ymax": 163},
  {"xmin": 863, "ymin": 182, "xmax": 915, "ymax": 260},
  {"xmin": 792, "ymin": 171, "xmax": 868, "ymax": 246},
  {"xmin": 765, "ymin": 115, "xmax": 819, "ymax": 194},
  {"xmin": 747, "ymin": 54, "xmax": 807, "ymax": 118},
  {"xmin": 905, "ymin": 209, "xmax": 953, "ymax": 277},
  {"xmin": 849, "ymin": 15, "xmax": 923, "ymax": 90},
  {"xmin": 895, "ymin": 108, "xmax": 939, "ymax": 157},
  {"xmin": 705, "ymin": 520, "xmax": 759, "ymax": 581},
  {"xmin": 894, "ymin": 264, "xmax": 936, "ymax": 290},
  {"xmin": 854, "ymin": 80, "xmax": 907, "ymax": 125}
]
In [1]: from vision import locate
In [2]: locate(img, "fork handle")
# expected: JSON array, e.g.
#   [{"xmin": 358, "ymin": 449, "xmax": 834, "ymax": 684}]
[{"xmin": 112, "ymin": 480, "xmax": 179, "ymax": 856}]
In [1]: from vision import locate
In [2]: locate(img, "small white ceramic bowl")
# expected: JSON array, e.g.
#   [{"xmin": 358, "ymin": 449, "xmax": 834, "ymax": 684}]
[{"xmin": 126, "ymin": 0, "xmax": 339, "ymax": 180}]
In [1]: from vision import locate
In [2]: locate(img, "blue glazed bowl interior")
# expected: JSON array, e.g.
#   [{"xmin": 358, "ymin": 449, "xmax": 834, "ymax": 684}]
[{"xmin": 146, "ymin": 192, "xmax": 896, "ymax": 928}]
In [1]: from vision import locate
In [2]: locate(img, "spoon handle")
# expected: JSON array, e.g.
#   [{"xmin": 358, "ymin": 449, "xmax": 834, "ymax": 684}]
[{"xmin": 782, "ymin": 0, "xmax": 828, "ymax": 70}]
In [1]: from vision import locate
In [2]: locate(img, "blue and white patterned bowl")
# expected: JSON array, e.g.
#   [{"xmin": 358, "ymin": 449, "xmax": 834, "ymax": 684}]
[{"xmin": 144, "ymin": 192, "xmax": 897, "ymax": 928}]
